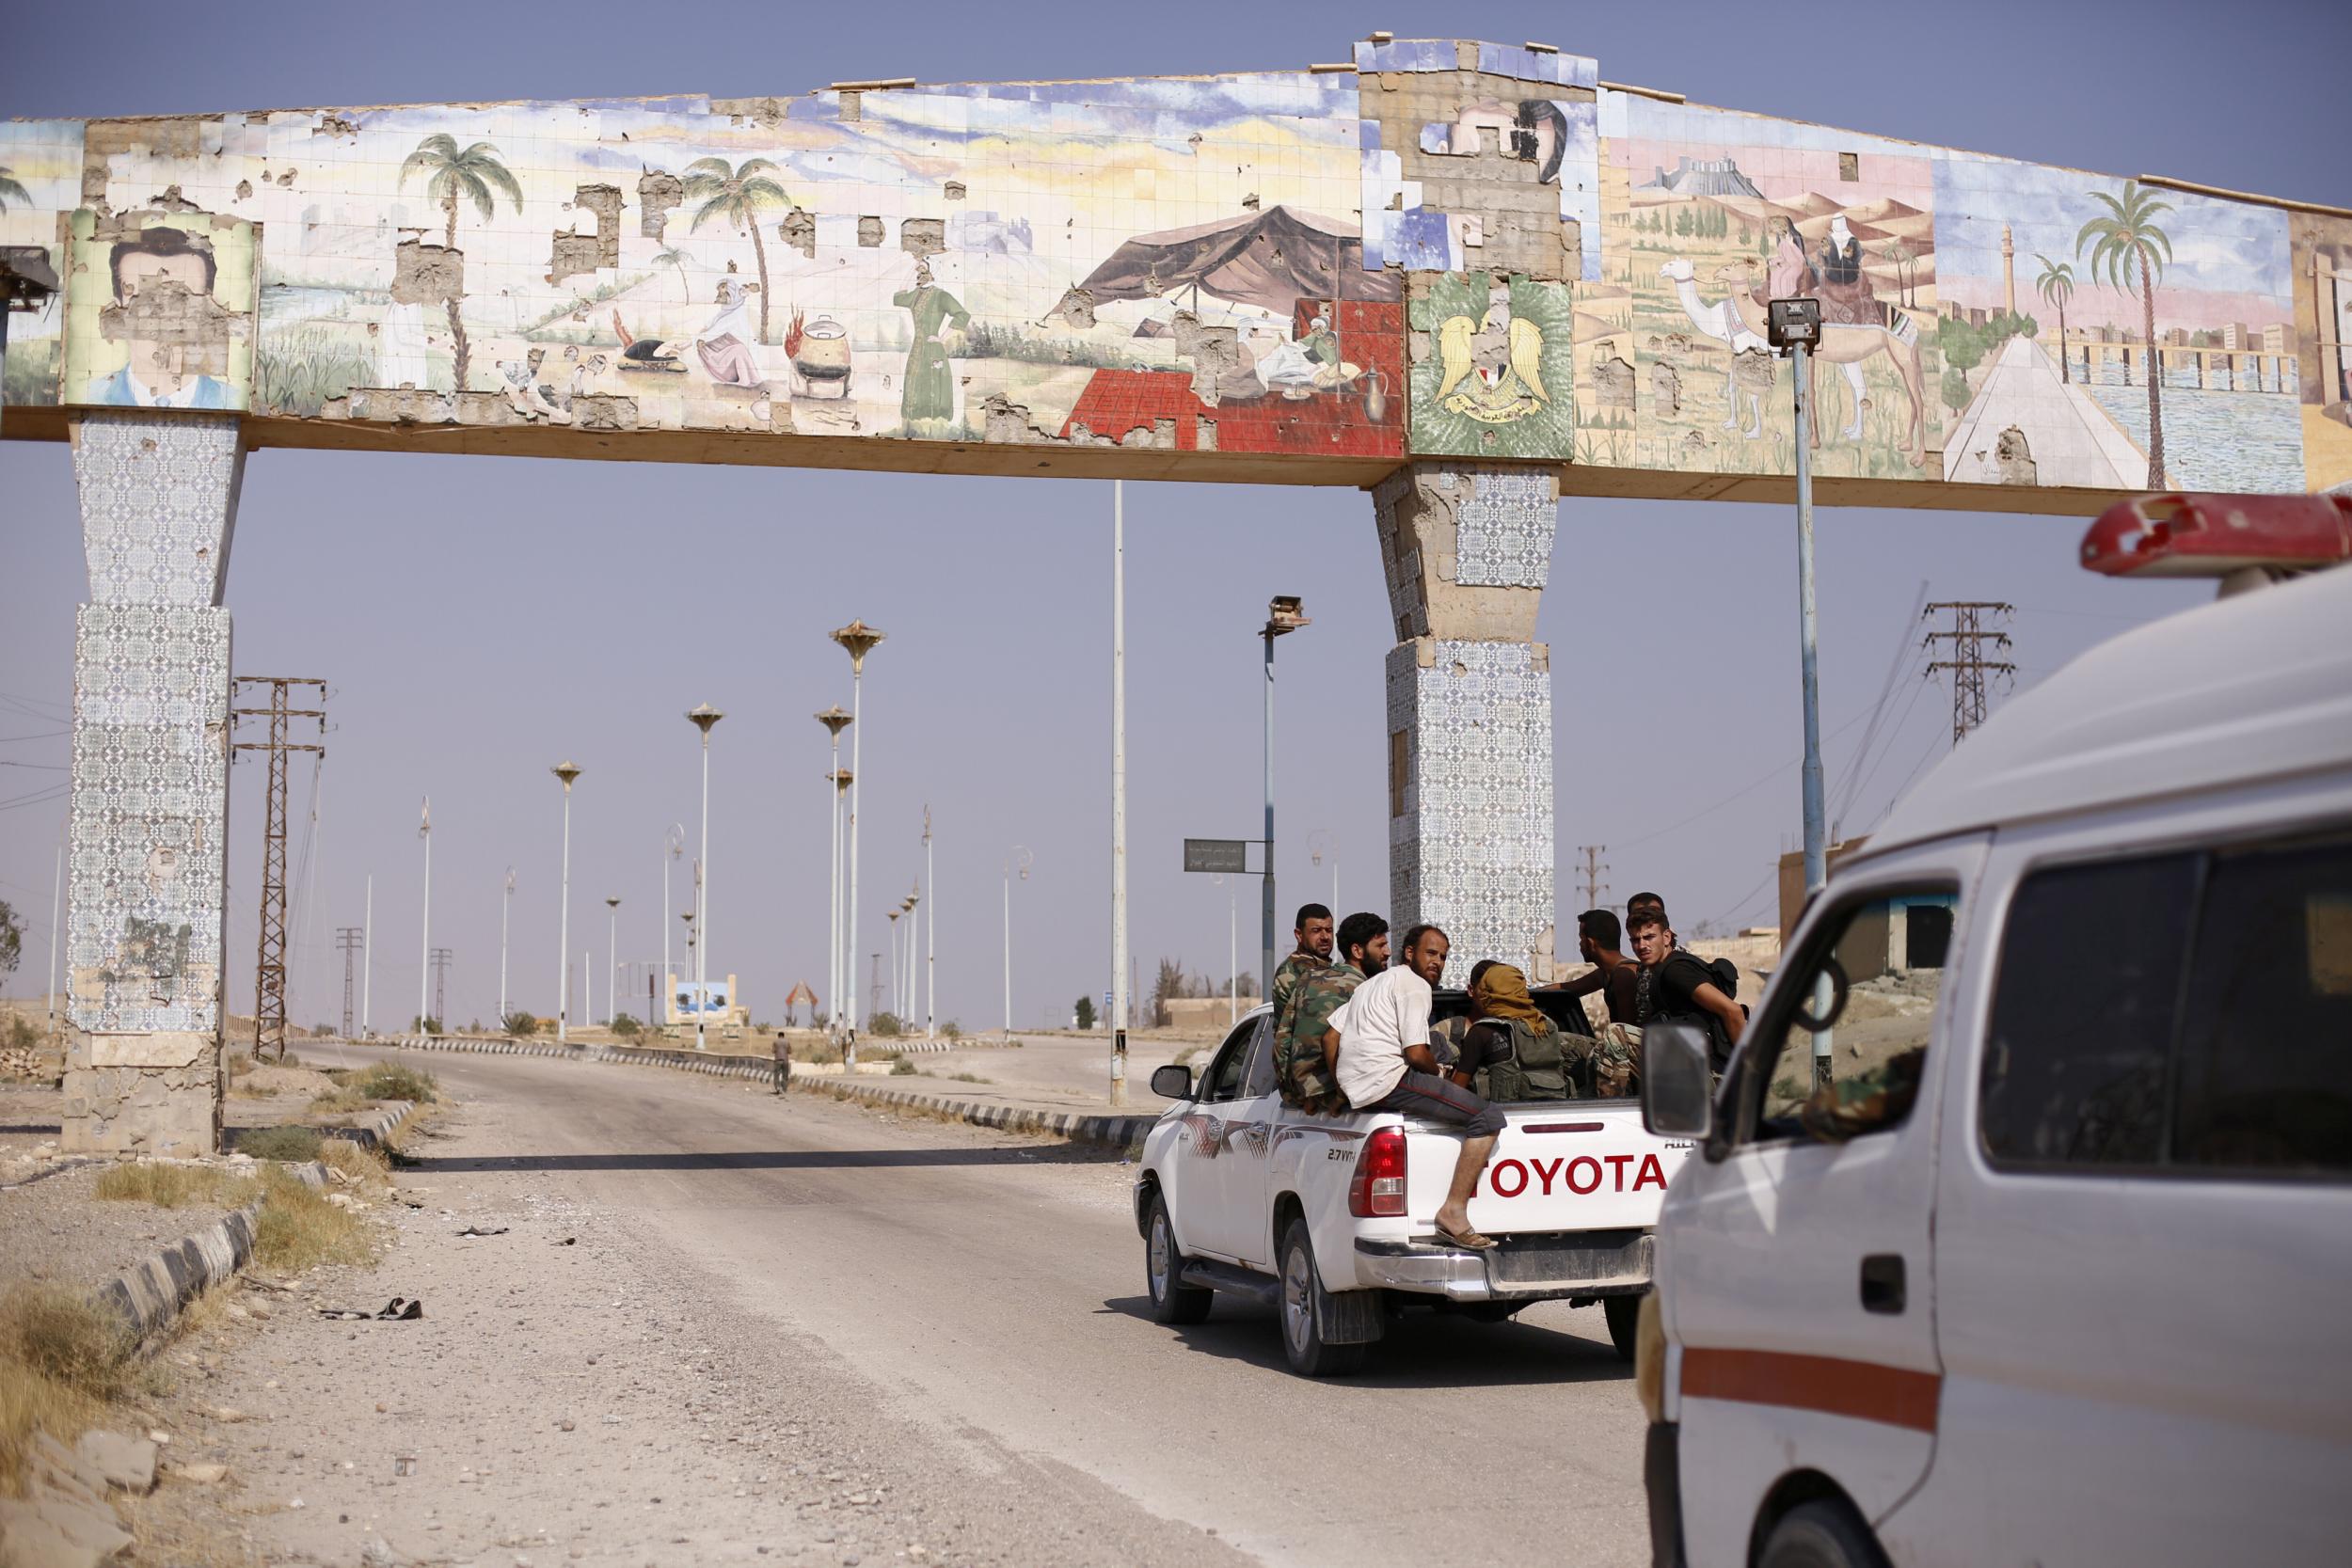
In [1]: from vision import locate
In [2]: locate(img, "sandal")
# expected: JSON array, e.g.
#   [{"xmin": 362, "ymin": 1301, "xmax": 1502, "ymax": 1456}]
[{"xmin": 1436, "ymin": 1224, "xmax": 1497, "ymax": 1251}]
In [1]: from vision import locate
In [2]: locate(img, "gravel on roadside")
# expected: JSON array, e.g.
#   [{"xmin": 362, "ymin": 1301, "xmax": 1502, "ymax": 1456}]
[{"xmin": 0, "ymin": 1164, "xmax": 245, "ymax": 1297}]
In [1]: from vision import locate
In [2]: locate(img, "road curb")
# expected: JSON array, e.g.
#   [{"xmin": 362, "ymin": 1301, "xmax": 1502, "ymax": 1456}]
[
  {"xmin": 93, "ymin": 1159, "xmax": 327, "ymax": 1343},
  {"xmin": 338, "ymin": 1035, "xmax": 1159, "ymax": 1150}
]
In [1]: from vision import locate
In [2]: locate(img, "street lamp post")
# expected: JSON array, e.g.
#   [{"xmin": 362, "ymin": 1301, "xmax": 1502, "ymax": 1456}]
[
  {"xmin": 830, "ymin": 768, "xmax": 852, "ymax": 1037},
  {"xmin": 661, "ymin": 824, "xmax": 683, "ymax": 1034},
  {"xmin": 1110, "ymin": 480, "xmax": 1128, "ymax": 1107},
  {"xmin": 1261, "ymin": 595, "xmax": 1310, "ymax": 999},
  {"xmin": 922, "ymin": 807, "xmax": 935, "ymax": 1040},
  {"xmin": 417, "ymin": 798, "xmax": 432, "ymax": 1034},
  {"xmin": 815, "ymin": 707, "xmax": 852, "ymax": 1039},
  {"xmin": 902, "ymin": 886, "xmax": 920, "ymax": 1029},
  {"xmin": 499, "ymin": 867, "xmax": 514, "ymax": 1030},
  {"xmin": 1002, "ymin": 846, "xmax": 1031, "ymax": 1037},
  {"xmin": 887, "ymin": 909, "xmax": 901, "ymax": 1022},
  {"xmin": 1769, "ymin": 293, "xmax": 1831, "ymax": 1089},
  {"xmin": 829, "ymin": 622, "xmax": 885, "ymax": 1044},
  {"xmin": 551, "ymin": 763, "xmax": 581, "ymax": 1042},
  {"xmin": 605, "ymin": 896, "xmax": 620, "ymax": 1030},
  {"xmin": 685, "ymin": 705, "xmax": 723, "ymax": 1052}
]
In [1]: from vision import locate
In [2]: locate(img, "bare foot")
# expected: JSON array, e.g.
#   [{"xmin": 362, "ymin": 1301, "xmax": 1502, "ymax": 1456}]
[{"xmin": 1435, "ymin": 1203, "xmax": 1470, "ymax": 1235}]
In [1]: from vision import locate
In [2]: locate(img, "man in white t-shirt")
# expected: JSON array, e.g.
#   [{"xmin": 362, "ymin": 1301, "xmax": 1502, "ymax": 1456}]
[{"xmin": 1323, "ymin": 924, "xmax": 1506, "ymax": 1250}]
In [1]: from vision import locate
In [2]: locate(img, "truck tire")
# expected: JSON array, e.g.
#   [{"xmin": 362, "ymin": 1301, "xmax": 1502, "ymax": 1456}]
[
  {"xmin": 1279, "ymin": 1218, "xmax": 1370, "ymax": 1377},
  {"xmin": 1145, "ymin": 1193, "xmax": 1213, "ymax": 1325},
  {"xmin": 1758, "ymin": 1498, "xmax": 1892, "ymax": 1568},
  {"xmin": 1604, "ymin": 1293, "xmax": 1644, "ymax": 1362}
]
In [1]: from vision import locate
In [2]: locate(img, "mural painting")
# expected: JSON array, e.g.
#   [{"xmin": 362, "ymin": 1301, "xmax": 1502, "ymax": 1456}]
[
  {"xmin": 2291, "ymin": 212, "xmax": 2352, "ymax": 493},
  {"xmin": 1935, "ymin": 159, "xmax": 2300, "ymax": 494},
  {"xmin": 1587, "ymin": 98, "xmax": 1940, "ymax": 482},
  {"xmin": 0, "ymin": 39, "xmax": 2330, "ymax": 500},
  {"xmin": 0, "ymin": 120, "xmax": 77, "ymax": 407}
]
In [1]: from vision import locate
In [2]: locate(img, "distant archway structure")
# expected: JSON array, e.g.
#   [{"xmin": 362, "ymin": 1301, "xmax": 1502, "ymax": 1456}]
[{"xmin": 4, "ymin": 35, "xmax": 2337, "ymax": 1152}]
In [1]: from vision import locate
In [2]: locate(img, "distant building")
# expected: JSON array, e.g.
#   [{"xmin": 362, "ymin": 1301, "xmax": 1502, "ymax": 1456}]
[
  {"xmin": 2165, "ymin": 327, "xmax": 2190, "ymax": 346},
  {"xmin": 2262, "ymin": 324, "xmax": 2289, "ymax": 354},
  {"xmin": 2223, "ymin": 323, "xmax": 2253, "ymax": 350},
  {"xmin": 1637, "ymin": 155, "xmax": 1765, "ymax": 198}
]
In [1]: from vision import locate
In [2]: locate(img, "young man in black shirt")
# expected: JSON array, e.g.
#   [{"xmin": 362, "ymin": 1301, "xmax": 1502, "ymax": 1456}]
[{"xmin": 1629, "ymin": 910, "xmax": 1746, "ymax": 1069}]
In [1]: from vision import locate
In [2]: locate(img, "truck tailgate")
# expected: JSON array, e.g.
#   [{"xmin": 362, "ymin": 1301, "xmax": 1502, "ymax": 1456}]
[{"xmin": 1406, "ymin": 1103, "xmax": 1688, "ymax": 1236}]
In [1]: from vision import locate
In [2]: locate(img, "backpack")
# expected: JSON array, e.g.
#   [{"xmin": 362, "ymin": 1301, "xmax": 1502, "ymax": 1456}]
[{"xmin": 1477, "ymin": 1017, "xmax": 1570, "ymax": 1102}]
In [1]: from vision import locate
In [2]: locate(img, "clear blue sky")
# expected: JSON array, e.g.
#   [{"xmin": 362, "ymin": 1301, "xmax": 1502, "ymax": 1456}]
[{"xmin": 2, "ymin": 0, "xmax": 2343, "ymax": 1033}]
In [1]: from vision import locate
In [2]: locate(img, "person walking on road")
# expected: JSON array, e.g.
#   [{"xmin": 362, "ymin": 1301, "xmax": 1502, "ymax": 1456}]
[
  {"xmin": 1324, "ymin": 924, "xmax": 1505, "ymax": 1250},
  {"xmin": 771, "ymin": 1031, "xmax": 793, "ymax": 1097}
]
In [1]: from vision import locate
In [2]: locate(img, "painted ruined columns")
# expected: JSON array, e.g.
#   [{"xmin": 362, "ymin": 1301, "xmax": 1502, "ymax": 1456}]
[
  {"xmin": 1374, "ymin": 462, "xmax": 1558, "ymax": 988},
  {"xmin": 59, "ymin": 410, "xmax": 245, "ymax": 1156}
]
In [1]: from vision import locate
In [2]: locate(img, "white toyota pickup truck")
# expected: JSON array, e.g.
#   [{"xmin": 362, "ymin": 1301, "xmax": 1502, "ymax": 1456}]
[{"xmin": 1133, "ymin": 992, "xmax": 1693, "ymax": 1375}]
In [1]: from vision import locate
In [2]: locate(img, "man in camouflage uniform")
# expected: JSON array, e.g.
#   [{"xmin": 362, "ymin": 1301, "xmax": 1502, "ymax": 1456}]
[
  {"xmin": 1799, "ymin": 1046, "xmax": 1925, "ymax": 1142},
  {"xmin": 1276, "ymin": 911, "xmax": 1388, "ymax": 1116},
  {"xmin": 1269, "ymin": 903, "xmax": 1335, "ymax": 1036}
]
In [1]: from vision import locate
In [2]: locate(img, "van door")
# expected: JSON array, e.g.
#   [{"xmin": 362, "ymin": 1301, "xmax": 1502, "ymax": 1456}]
[
  {"xmin": 1669, "ymin": 840, "xmax": 1982, "ymax": 1568},
  {"xmin": 1887, "ymin": 815, "xmax": 2352, "ymax": 1567}
]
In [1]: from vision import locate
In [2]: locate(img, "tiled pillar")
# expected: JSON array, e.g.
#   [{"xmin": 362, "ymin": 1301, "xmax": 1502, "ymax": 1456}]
[
  {"xmin": 61, "ymin": 411, "xmax": 245, "ymax": 1156},
  {"xmin": 1374, "ymin": 463, "xmax": 1557, "ymax": 988}
]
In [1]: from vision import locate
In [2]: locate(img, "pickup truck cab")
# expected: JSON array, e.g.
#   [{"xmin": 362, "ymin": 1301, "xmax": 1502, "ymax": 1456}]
[
  {"xmin": 1135, "ymin": 990, "xmax": 1692, "ymax": 1375},
  {"xmin": 1637, "ymin": 562, "xmax": 2352, "ymax": 1568}
]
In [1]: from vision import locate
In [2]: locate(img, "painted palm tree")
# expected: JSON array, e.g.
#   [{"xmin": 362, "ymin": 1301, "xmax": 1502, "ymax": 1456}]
[
  {"xmin": 652, "ymin": 245, "xmax": 693, "ymax": 302},
  {"xmin": 2034, "ymin": 255, "xmax": 2076, "ymax": 384},
  {"xmin": 0, "ymin": 167, "xmax": 29, "ymax": 209},
  {"xmin": 2076, "ymin": 181, "xmax": 2174, "ymax": 486},
  {"xmin": 683, "ymin": 157, "xmax": 788, "ymax": 344},
  {"xmin": 397, "ymin": 135, "xmax": 524, "ymax": 391}
]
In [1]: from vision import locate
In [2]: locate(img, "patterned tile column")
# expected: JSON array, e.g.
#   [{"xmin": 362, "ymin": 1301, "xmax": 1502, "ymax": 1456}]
[
  {"xmin": 1374, "ymin": 463, "xmax": 1557, "ymax": 988},
  {"xmin": 62, "ymin": 411, "xmax": 245, "ymax": 1155}
]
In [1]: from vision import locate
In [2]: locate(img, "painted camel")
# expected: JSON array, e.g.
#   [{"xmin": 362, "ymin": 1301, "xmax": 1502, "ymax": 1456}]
[
  {"xmin": 1660, "ymin": 259, "xmax": 1868, "ymax": 443},
  {"xmin": 1713, "ymin": 262, "xmax": 1928, "ymax": 465}
]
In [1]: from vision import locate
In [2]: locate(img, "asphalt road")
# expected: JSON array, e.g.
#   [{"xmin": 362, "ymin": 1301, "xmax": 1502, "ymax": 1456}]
[{"xmin": 405, "ymin": 1049, "xmax": 1653, "ymax": 1566}]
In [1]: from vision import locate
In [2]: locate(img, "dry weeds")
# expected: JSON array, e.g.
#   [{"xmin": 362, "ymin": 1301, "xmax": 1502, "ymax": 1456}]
[{"xmin": 92, "ymin": 1164, "xmax": 261, "ymax": 1210}]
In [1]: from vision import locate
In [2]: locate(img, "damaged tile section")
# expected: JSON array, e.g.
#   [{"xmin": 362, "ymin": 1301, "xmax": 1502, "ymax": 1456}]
[
  {"xmin": 636, "ymin": 171, "xmax": 682, "ymax": 239},
  {"xmin": 391, "ymin": 240, "xmax": 464, "ymax": 306}
]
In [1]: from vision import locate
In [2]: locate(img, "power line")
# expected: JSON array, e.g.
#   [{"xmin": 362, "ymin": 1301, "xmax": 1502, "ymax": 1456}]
[
  {"xmin": 430, "ymin": 947, "xmax": 454, "ymax": 1027},
  {"xmin": 1922, "ymin": 602, "xmax": 2017, "ymax": 746},
  {"xmin": 336, "ymin": 927, "xmax": 363, "ymax": 1038},
  {"xmin": 1574, "ymin": 846, "xmax": 1610, "ymax": 911}
]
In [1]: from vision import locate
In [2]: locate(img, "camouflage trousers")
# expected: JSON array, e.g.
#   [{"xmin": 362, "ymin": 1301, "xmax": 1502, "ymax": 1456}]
[
  {"xmin": 1565, "ymin": 1022, "xmax": 1642, "ymax": 1099},
  {"xmin": 1275, "ymin": 1037, "xmax": 1350, "ymax": 1117}
]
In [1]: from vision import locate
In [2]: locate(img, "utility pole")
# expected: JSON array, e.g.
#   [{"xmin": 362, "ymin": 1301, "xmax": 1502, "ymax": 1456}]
[
  {"xmin": 869, "ymin": 950, "xmax": 882, "ymax": 1024},
  {"xmin": 923, "ymin": 805, "xmax": 935, "ymax": 1040},
  {"xmin": 1922, "ymin": 602, "xmax": 2017, "ymax": 745},
  {"xmin": 1575, "ymin": 845, "xmax": 1611, "ymax": 912},
  {"xmin": 362, "ymin": 873, "xmax": 373, "ymax": 1037},
  {"xmin": 430, "ymin": 946, "xmax": 453, "ymax": 1032},
  {"xmin": 1110, "ymin": 479, "xmax": 1129, "ymax": 1107},
  {"xmin": 230, "ymin": 676, "xmax": 326, "ymax": 1060},
  {"xmin": 499, "ymin": 868, "xmax": 514, "ymax": 1028},
  {"xmin": 335, "ymin": 926, "xmax": 363, "ymax": 1038}
]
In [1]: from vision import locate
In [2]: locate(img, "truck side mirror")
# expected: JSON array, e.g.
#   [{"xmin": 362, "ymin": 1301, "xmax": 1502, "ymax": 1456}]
[
  {"xmin": 1150, "ymin": 1064, "xmax": 1195, "ymax": 1101},
  {"xmin": 1641, "ymin": 1022, "xmax": 1714, "ymax": 1141}
]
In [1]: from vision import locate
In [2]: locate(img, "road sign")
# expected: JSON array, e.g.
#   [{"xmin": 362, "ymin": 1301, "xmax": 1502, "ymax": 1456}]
[{"xmin": 1184, "ymin": 838, "xmax": 1248, "ymax": 874}]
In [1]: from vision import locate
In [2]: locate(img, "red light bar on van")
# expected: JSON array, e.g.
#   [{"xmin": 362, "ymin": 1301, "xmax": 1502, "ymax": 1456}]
[{"xmin": 2081, "ymin": 493, "xmax": 2352, "ymax": 579}]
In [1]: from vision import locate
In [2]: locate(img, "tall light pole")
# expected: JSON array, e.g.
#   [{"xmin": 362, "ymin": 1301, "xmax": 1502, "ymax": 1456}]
[
  {"xmin": 552, "ymin": 762, "xmax": 581, "ymax": 1042},
  {"xmin": 362, "ymin": 872, "xmax": 373, "ymax": 1037},
  {"xmin": 1310, "ymin": 829, "xmax": 1337, "ymax": 918},
  {"xmin": 661, "ymin": 824, "xmax": 683, "ymax": 1034},
  {"xmin": 902, "ymin": 886, "xmax": 920, "ymax": 1027},
  {"xmin": 46, "ymin": 831, "xmax": 61, "ymax": 1044},
  {"xmin": 605, "ymin": 896, "xmax": 620, "ymax": 1030},
  {"xmin": 498, "ymin": 867, "xmax": 514, "ymax": 1029},
  {"xmin": 417, "ymin": 798, "xmax": 432, "ymax": 1033},
  {"xmin": 922, "ymin": 806, "xmax": 935, "ymax": 1040},
  {"xmin": 829, "ymin": 622, "xmax": 884, "ymax": 1040},
  {"xmin": 887, "ymin": 908, "xmax": 902, "ymax": 1021},
  {"xmin": 1261, "ymin": 596, "xmax": 1310, "ymax": 999},
  {"xmin": 1110, "ymin": 480, "xmax": 1129, "ymax": 1106},
  {"xmin": 685, "ymin": 705, "xmax": 723, "ymax": 1052},
  {"xmin": 815, "ymin": 707, "xmax": 852, "ymax": 1038},
  {"xmin": 1003, "ymin": 846, "xmax": 1031, "ymax": 1037},
  {"xmin": 1769, "ymin": 294, "xmax": 1832, "ymax": 1090},
  {"xmin": 830, "ymin": 768, "xmax": 852, "ymax": 1038}
]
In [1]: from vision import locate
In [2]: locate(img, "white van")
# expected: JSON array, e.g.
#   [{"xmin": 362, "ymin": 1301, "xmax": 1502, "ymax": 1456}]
[{"xmin": 1637, "ymin": 562, "xmax": 2352, "ymax": 1568}]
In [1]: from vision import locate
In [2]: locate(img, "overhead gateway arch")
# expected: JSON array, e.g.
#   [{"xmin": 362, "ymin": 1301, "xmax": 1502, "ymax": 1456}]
[{"xmin": 4, "ymin": 35, "xmax": 2343, "ymax": 1152}]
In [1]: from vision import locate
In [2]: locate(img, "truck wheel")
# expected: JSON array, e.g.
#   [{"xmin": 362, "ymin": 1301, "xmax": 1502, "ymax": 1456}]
[
  {"xmin": 1279, "ymin": 1218, "xmax": 1369, "ymax": 1377},
  {"xmin": 1758, "ymin": 1498, "xmax": 1892, "ymax": 1568},
  {"xmin": 1603, "ymin": 1293, "xmax": 1644, "ymax": 1362},
  {"xmin": 1145, "ymin": 1193, "xmax": 1213, "ymax": 1325}
]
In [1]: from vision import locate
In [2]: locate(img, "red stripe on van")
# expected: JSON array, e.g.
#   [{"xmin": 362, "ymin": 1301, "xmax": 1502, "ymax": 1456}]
[{"xmin": 1681, "ymin": 1348, "xmax": 1941, "ymax": 1434}]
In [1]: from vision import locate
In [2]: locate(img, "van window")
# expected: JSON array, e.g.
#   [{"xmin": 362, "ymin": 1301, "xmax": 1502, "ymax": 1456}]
[
  {"xmin": 1753, "ymin": 887, "xmax": 1958, "ymax": 1142},
  {"xmin": 1981, "ymin": 854, "xmax": 2198, "ymax": 1167},
  {"xmin": 2172, "ymin": 838, "xmax": 2352, "ymax": 1176}
]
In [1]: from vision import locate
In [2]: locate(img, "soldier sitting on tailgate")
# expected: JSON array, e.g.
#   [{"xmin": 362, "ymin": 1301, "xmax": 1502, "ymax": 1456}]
[
  {"xmin": 1276, "ymin": 911, "xmax": 1387, "ymax": 1115},
  {"xmin": 1444, "ymin": 962, "xmax": 1571, "ymax": 1102}
]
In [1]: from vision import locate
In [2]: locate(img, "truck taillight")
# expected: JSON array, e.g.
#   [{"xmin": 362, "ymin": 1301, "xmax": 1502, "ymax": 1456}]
[{"xmin": 1349, "ymin": 1127, "xmax": 1408, "ymax": 1217}]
